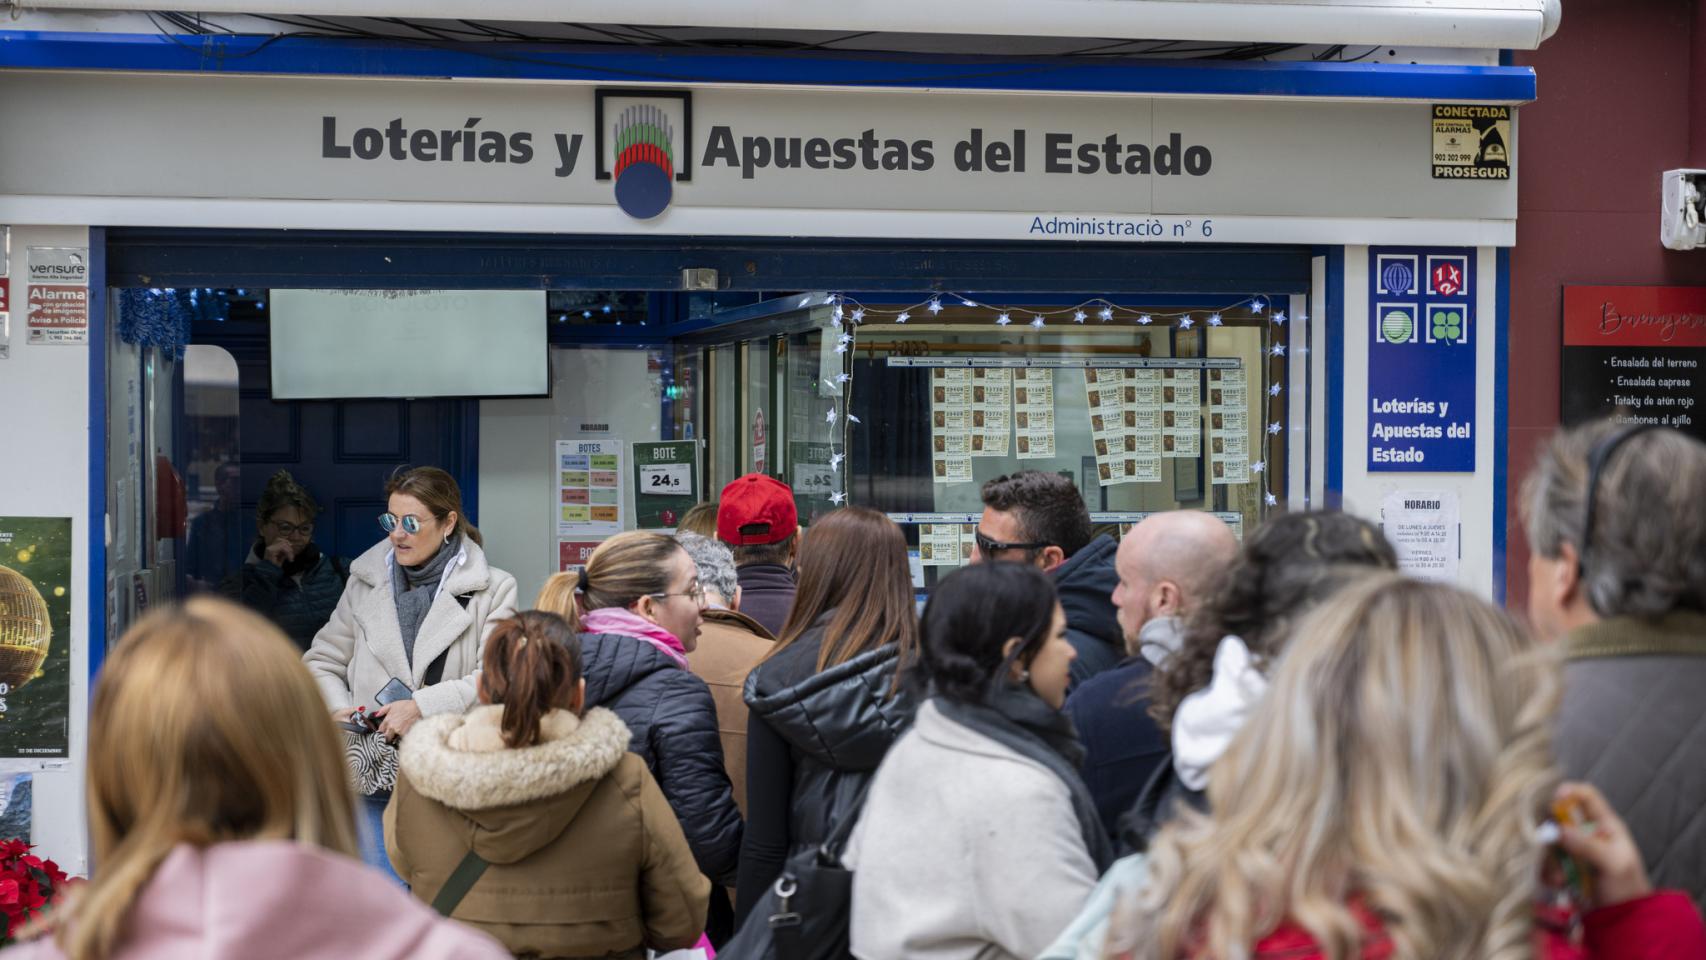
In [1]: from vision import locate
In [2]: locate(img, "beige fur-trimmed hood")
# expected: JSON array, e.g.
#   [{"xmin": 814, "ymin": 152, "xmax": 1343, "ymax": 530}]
[{"xmin": 400, "ymin": 705, "xmax": 631, "ymax": 811}]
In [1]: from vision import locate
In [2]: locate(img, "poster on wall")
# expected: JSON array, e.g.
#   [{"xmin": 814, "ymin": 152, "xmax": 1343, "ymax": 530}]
[
  {"xmin": 558, "ymin": 540, "xmax": 603, "ymax": 573},
  {"xmin": 930, "ymin": 368, "xmax": 975, "ymax": 483},
  {"xmin": 0, "ymin": 277, "xmax": 10, "ymax": 360},
  {"xmin": 1380, "ymin": 489, "xmax": 1461, "ymax": 582},
  {"xmin": 789, "ymin": 441, "xmax": 839, "ymax": 525},
  {"xmin": 556, "ymin": 437, "xmax": 624, "ymax": 537},
  {"xmin": 0, "ymin": 517, "xmax": 72, "ymax": 764},
  {"xmin": 1366, "ymin": 247, "xmax": 1477, "ymax": 471},
  {"xmin": 1560, "ymin": 286, "xmax": 1705, "ymax": 443},
  {"xmin": 1015, "ymin": 368, "xmax": 1057, "ymax": 459},
  {"xmin": 25, "ymin": 247, "xmax": 88, "ymax": 346},
  {"xmin": 633, "ymin": 441, "xmax": 698, "ymax": 530},
  {"xmin": 972, "ymin": 368, "xmax": 1012, "ymax": 457},
  {"xmin": 1209, "ymin": 366, "xmax": 1251, "ymax": 484}
]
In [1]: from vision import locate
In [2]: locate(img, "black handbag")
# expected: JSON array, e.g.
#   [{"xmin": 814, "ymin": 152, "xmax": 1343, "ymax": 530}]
[{"xmin": 722, "ymin": 790, "xmax": 867, "ymax": 960}]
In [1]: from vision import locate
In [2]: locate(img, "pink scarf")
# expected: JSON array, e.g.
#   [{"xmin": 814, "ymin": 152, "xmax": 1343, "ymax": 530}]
[{"xmin": 579, "ymin": 607, "xmax": 690, "ymax": 668}]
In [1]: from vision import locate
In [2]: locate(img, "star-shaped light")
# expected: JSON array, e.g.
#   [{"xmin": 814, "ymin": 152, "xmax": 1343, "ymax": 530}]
[
  {"xmin": 996, "ymin": 312, "xmax": 1013, "ymax": 326},
  {"xmin": 1179, "ymin": 316, "xmax": 1195, "ymax": 330},
  {"xmin": 852, "ymin": 308, "xmax": 865, "ymax": 323},
  {"xmin": 1251, "ymin": 460, "xmax": 1267, "ymax": 474},
  {"xmin": 1030, "ymin": 315, "xmax": 1046, "ymax": 328},
  {"xmin": 1250, "ymin": 298, "xmax": 1266, "ymax": 313},
  {"xmin": 1267, "ymin": 421, "xmax": 1282, "ymax": 435},
  {"xmin": 1073, "ymin": 310, "xmax": 1087, "ymax": 324},
  {"xmin": 830, "ymin": 452, "xmax": 845, "ymax": 469},
  {"xmin": 1273, "ymin": 311, "xmax": 1288, "ymax": 326},
  {"xmin": 1268, "ymin": 383, "xmax": 1283, "ymax": 397},
  {"xmin": 896, "ymin": 312, "xmax": 911, "ymax": 324},
  {"xmin": 834, "ymin": 343, "xmax": 849, "ymax": 354},
  {"xmin": 1265, "ymin": 491, "xmax": 1278, "ymax": 507},
  {"xmin": 927, "ymin": 299, "xmax": 944, "ymax": 315},
  {"xmin": 963, "ymin": 299, "xmax": 979, "ymax": 308},
  {"xmin": 1271, "ymin": 344, "xmax": 1287, "ymax": 357},
  {"xmin": 829, "ymin": 491, "xmax": 847, "ymax": 505},
  {"xmin": 1207, "ymin": 313, "xmax": 1223, "ymax": 327},
  {"xmin": 838, "ymin": 332, "xmax": 854, "ymax": 346},
  {"xmin": 797, "ymin": 295, "xmax": 812, "ymax": 308},
  {"xmin": 832, "ymin": 305, "xmax": 844, "ymax": 322},
  {"xmin": 1098, "ymin": 307, "xmax": 1114, "ymax": 322},
  {"xmin": 826, "ymin": 408, "xmax": 838, "ymax": 425},
  {"xmin": 1138, "ymin": 314, "xmax": 1153, "ymax": 325},
  {"xmin": 847, "ymin": 413, "xmax": 861, "ymax": 424},
  {"xmin": 835, "ymin": 373, "xmax": 852, "ymax": 384}
]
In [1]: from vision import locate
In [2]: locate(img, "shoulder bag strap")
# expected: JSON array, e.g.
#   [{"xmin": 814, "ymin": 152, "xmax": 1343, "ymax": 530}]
[
  {"xmin": 420, "ymin": 594, "xmax": 475, "ymax": 688},
  {"xmin": 430, "ymin": 848, "xmax": 490, "ymax": 917}
]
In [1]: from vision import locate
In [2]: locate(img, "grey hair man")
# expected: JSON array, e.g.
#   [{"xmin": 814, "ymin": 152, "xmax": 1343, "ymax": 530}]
[
  {"xmin": 1064, "ymin": 511, "xmax": 1240, "ymax": 841},
  {"xmin": 1521, "ymin": 417, "xmax": 1706, "ymax": 910},
  {"xmin": 675, "ymin": 532, "xmax": 776, "ymax": 817}
]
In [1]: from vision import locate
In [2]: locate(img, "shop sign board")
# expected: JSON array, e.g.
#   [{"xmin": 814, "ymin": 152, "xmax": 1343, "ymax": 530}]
[
  {"xmin": 1366, "ymin": 246, "xmax": 1477, "ymax": 472},
  {"xmin": 633, "ymin": 440, "xmax": 698, "ymax": 530},
  {"xmin": 0, "ymin": 72, "xmax": 1518, "ymax": 245},
  {"xmin": 1560, "ymin": 286, "xmax": 1705, "ymax": 442}
]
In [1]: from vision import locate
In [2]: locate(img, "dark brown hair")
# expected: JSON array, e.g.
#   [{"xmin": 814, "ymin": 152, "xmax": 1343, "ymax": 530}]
[
  {"xmin": 255, "ymin": 469, "xmax": 319, "ymax": 527},
  {"xmin": 980, "ymin": 470, "xmax": 1095, "ymax": 557},
  {"xmin": 1148, "ymin": 511, "xmax": 1398, "ymax": 729},
  {"xmin": 385, "ymin": 466, "xmax": 482, "ymax": 546},
  {"xmin": 768, "ymin": 506, "xmax": 918, "ymax": 680},
  {"xmin": 480, "ymin": 611, "xmax": 584, "ymax": 748}
]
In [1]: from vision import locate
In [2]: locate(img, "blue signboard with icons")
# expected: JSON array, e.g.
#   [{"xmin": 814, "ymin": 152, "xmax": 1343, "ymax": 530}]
[{"xmin": 1366, "ymin": 246, "xmax": 1477, "ymax": 472}]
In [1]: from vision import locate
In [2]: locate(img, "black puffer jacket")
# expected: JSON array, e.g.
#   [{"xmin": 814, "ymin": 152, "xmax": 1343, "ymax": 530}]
[
  {"xmin": 1052, "ymin": 534, "xmax": 1125, "ymax": 690},
  {"xmin": 579, "ymin": 631, "xmax": 743, "ymax": 886},
  {"xmin": 222, "ymin": 546, "xmax": 347, "ymax": 651},
  {"xmin": 735, "ymin": 623, "xmax": 914, "ymax": 915}
]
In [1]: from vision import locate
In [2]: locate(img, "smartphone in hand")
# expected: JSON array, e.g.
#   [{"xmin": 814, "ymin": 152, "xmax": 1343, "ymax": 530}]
[{"xmin": 375, "ymin": 677, "xmax": 413, "ymax": 706}]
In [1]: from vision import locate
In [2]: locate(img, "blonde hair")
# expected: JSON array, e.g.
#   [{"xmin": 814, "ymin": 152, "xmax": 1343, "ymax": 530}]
[
  {"xmin": 58, "ymin": 597, "xmax": 359, "ymax": 960},
  {"xmin": 535, "ymin": 530, "xmax": 683, "ymax": 634},
  {"xmin": 1108, "ymin": 574, "xmax": 1559, "ymax": 960}
]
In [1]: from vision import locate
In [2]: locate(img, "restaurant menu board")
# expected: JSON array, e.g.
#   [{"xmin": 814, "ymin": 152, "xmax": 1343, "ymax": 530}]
[
  {"xmin": 973, "ymin": 368, "xmax": 1012, "ymax": 457},
  {"xmin": 1209, "ymin": 366, "xmax": 1251, "ymax": 485},
  {"xmin": 1084, "ymin": 370, "xmax": 1161, "ymax": 486},
  {"xmin": 1162, "ymin": 370, "xmax": 1202, "ymax": 458},
  {"xmin": 1560, "ymin": 286, "xmax": 1705, "ymax": 441},
  {"xmin": 1015, "ymin": 368, "xmax": 1057, "ymax": 459},
  {"xmin": 556, "ymin": 438, "xmax": 623, "ymax": 537},
  {"xmin": 918, "ymin": 522, "xmax": 976, "ymax": 567}
]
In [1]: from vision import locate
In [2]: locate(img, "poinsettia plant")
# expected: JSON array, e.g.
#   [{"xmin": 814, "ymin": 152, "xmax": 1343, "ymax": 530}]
[{"xmin": 0, "ymin": 839, "xmax": 74, "ymax": 944}]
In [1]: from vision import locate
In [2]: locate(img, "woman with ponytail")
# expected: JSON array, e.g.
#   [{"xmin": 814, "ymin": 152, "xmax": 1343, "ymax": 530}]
[
  {"xmin": 222, "ymin": 469, "xmax": 346, "ymax": 650},
  {"xmin": 536, "ymin": 531, "xmax": 743, "ymax": 943},
  {"xmin": 4, "ymin": 597, "xmax": 506, "ymax": 960},
  {"xmin": 386, "ymin": 611, "xmax": 710, "ymax": 958}
]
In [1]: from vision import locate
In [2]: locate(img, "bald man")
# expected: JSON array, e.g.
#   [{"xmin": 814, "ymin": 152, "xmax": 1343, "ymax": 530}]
[{"xmin": 1064, "ymin": 511, "xmax": 1239, "ymax": 841}]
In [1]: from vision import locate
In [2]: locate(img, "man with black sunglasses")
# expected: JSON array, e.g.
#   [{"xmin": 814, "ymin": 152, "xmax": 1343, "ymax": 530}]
[{"xmin": 972, "ymin": 470, "xmax": 1123, "ymax": 690}]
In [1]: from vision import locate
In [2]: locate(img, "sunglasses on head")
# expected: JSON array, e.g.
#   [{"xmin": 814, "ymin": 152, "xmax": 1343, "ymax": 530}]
[{"xmin": 378, "ymin": 513, "xmax": 425, "ymax": 535}]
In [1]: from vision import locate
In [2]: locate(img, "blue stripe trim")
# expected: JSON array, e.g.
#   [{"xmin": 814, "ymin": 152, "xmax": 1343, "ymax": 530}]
[
  {"xmin": 1493, "ymin": 246, "xmax": 1510, "ymax": 603},
  {"xmin": 87, "ymin": 228, "xmax": 109, "ymax": 685},
  {"xmin": 1324, "ymin": 245, "xmax": 1345, "ymax": 508},
  {"xmin": 0, "ymin": 31, "xmax": 1537, "ymax": 101}
]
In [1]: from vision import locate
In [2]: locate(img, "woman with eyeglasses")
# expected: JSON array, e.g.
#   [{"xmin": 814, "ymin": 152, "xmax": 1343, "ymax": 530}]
[
  {"xmin": 222, "ymin": 470, "xmax": 348, "ymax": 651},
  {"xmin": 304, "ymin": 466, "xmax": 518, "ymax": 881},
  {"xmin": 536, "ymin": 531, "xmax": 744, "ymax": 945}
]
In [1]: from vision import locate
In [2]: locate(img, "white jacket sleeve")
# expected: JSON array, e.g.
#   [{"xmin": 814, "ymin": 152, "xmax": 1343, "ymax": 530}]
[
  {"xmin": 974, "ymin": 777, "xmax": 1100, "ymax": 959},
  {"xmin": 302, "ymin": 583, "xmax": 360, "ymax": 712},
  {"xmin": 411, "ymin": 572, "xmax": 518, "ymax": 718}
]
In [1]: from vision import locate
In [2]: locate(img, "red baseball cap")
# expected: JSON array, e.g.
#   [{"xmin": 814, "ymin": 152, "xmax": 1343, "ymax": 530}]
[{"xmin": 717, "ymin": 474, "xmax": 799, "ymax": 546}]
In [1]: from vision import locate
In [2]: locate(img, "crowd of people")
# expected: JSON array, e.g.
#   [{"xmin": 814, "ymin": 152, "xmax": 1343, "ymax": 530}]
[{"xmin": 13, "ymin": 416, "xmax": 1706, "ymax": 960}]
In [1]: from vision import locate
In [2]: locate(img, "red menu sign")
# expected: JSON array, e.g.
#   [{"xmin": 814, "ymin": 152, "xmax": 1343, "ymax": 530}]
[{"xmin": 1561, "ymin": 286, "xmax": 1706, "ymax": 439}]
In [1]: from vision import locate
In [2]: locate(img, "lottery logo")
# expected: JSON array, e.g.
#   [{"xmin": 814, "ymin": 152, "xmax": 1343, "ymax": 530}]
[
  {"xmin": 1377, "ymin": 303, "xmax": 1419, "ymax": 345},
  {"xmin": 596, "ymin": 90, "xmax": 692, "ymax": 221},
  {"xmin": 1428, "ymin": 256, "xmax": 1469, "ymax": 297},
  {"xmin": 1376, "ymin": 255, "xmax": 1418, "ymax": 295}
]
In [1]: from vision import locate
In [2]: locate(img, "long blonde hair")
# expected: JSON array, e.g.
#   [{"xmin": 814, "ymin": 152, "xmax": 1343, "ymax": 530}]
[
  {"xmin": 59, "ymin": 597, "xmax": 359, "ymax": 960},
  {"xmin": 1108, "ymin": 573, "xmax": 1559, "ymax": 960},
  {"xmin": 535, "ymin": 530, "xmax": 682, "ymax": 634}
]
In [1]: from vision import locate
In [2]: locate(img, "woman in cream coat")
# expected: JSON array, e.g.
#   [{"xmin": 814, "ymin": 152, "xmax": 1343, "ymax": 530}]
[{"xmin": 304, "ymin": 466, "xmax": 517, "ymax": 879}]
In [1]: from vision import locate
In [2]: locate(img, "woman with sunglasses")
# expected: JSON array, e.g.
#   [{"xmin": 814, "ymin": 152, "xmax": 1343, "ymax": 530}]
[
  {"xmin": 304, "ymin": 466, "xmax": 518, "ymax": 881},
  {"xmin": 222, "ymin": 470, "xmax": 348, "ymax": 651},
  {"xmin": 536, "ymin": 531, "xmax": 744, "ymax": 945}
]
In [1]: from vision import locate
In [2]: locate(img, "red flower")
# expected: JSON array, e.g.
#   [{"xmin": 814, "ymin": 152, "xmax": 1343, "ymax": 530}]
[{"xmin": 0, "ymin": 879, "xmax": 19, "ymax": 907}]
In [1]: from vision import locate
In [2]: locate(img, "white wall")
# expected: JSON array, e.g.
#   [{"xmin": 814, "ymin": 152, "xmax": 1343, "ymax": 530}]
[
  {"xmin": 0, "ymin": 224, "xmax": 92, "ymax": 874},
  {"xmin": 479, "ymin": 347, "xmax": 666, "ymax": 604},
  {"xmin": 1340, "ymin": 244, "xmax": 1499, "ymax": 597}
]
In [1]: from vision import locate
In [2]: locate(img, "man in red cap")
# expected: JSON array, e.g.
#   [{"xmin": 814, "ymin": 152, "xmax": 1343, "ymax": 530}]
[{"xmin": 716, "ymin": 473, "xmax": 799, "ymax": 637}]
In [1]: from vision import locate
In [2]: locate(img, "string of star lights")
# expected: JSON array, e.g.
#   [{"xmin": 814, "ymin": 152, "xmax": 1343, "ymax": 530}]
[{"xmin": 816, "ymin": 291, "xmax": 1298, "ymax": 514}]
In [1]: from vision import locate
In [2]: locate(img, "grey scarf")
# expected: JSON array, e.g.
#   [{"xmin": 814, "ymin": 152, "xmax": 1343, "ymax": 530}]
[{"xmin": 391, "ymin": 533, "xmax": 458, "ymax": 667}]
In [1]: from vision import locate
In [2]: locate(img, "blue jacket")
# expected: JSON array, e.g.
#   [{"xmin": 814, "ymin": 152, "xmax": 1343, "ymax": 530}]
[
  {"xmin": 1051, "ymin": 534, "xmax": 1125, "ymax": 690},
  {"xmin": 1064, "ymin": 655, "xmax": 1170, "ymax": 842}
]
